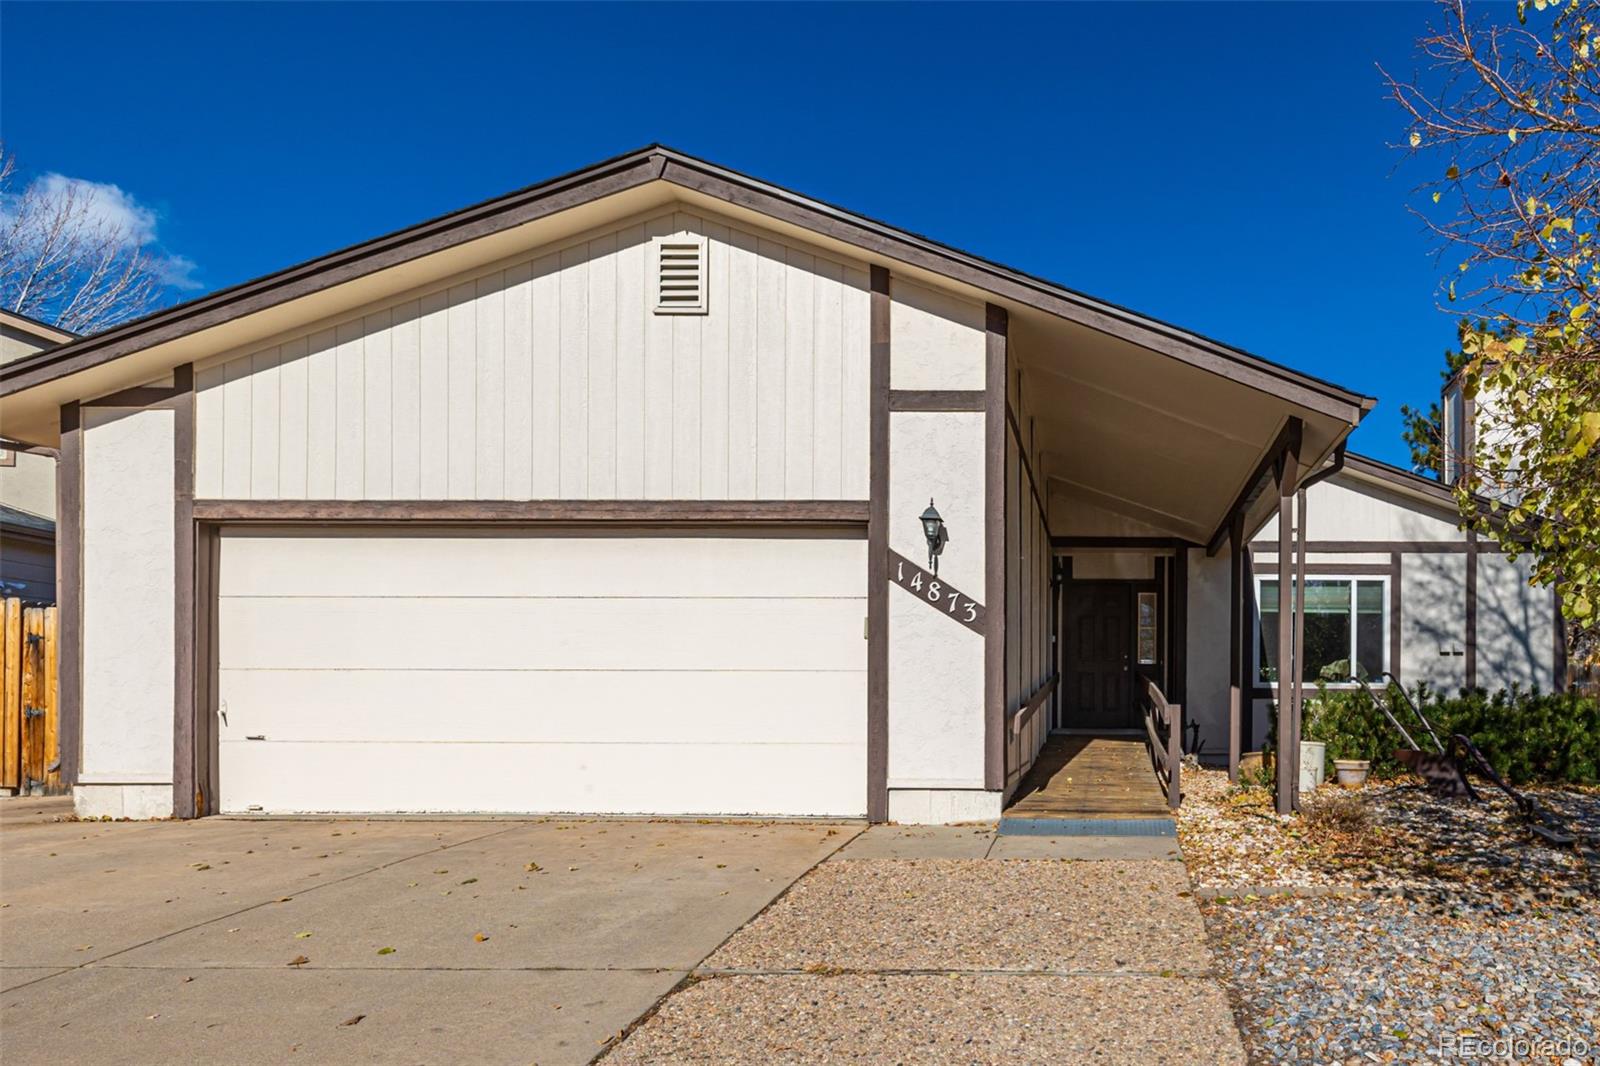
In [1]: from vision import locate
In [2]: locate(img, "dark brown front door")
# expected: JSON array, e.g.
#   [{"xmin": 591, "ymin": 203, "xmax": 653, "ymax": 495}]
[{"xmin": 1062, "ymin": 582, "xmax": 1139, "ymax": 730}]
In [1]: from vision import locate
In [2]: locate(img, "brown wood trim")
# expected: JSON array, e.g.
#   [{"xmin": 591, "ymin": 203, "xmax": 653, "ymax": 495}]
[
  {"xmin": 82, "ymin": 386, "xmax": 186, "ymax": 408},
  {"xmin": 55, "ymin": 402, "xmax": 82, "ymax": 789},
  {"xmin": 1274, "ymin": 434, "xmax": 1301, "ymax": 815},
  {"xmin": 172, "ymin": 367, "xmax": 197, "ymax": 819},
  {"xmin": 1249, "ymin": 539, "xmax": 1501, "ymax": 555},
  {"xmin": 1009, "ymin": 674, "xmax": 1059, "ymax": 737},
  {"xmin": 1227, "ymin": 515, "xmax": 1243, "ymax": 781},
  {"xmin": 1390, "ymin": 552, "xmax": 1403, "ymax": 684},
  {"xmin": 2, "ymin": 151, "xmax": 665, "ymax": 397},
  {"xmin": 1052, "ymin": 536, "xmax": 1196, "ymax": 550},
  {"xmin": 984, "ymin": 302, "xmax": 1007, "ymax": 792},
  {"xmin": 658, "ymin": 159, "xmax": 1370, "ymax": 422},
  {"xmin": 1207, "ymin": 417, "xmax": 1303, "ymax": 556},
  {"xmin": 194, "ymin": 523, "xmax": 219, "ymax": 816},
  {"xmin": 887, "ymin": 389, "xmax": 985, "ymax": 412},
  {"xmin": 1004, "ymin": 403, "xmax": 1050, "ymax": 534},
  {"xmin": 888, "ymin": 549, "xmax": 985, "ymax": 633},
  {"xmin": 1290, "ymin": 488, "xmax": 1307, "ymax": 791},
  {"xmin": 866, "ymin": 265, "xmax": 890, "ymax": 823},
  {"xmin": 5, "ymin": 148, "xmax": 1370, "ymax": 424},
  {"xmin": 190, "ymin": 499, "xmax": 871, "ymax": 525}
]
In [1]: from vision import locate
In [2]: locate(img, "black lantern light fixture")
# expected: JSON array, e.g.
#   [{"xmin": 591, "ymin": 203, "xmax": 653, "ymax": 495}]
[{"xmin": 920, "ymin": 498, "xmax": 948, "ymax": 575}]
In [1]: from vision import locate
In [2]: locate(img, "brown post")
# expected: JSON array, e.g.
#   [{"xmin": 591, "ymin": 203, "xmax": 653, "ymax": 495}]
[
  {"xmin": 1275, "ymin": 437, "xmax": 1301, "ymax": 816},
  {"xmin": 866, "ymin": 266, "xmax": 890, "ymax": 822},
  {"xmin": 984, "ymin": 303, "xmax": 1008, "ymax": 792},
  {"xmin": 172, "ymin": 366, "xmax": 197, "ymax": 818},
  {"xmin": 1227, "ymin": 514, "xmax": 1243, "ymax": 781},
  {"xmin": 1291, "ymin": 487, "xmax": 1308, "ymax": 807},
  {"xmin": 55, "ymin": 402, "xmax": 82, "ymax": 792}
]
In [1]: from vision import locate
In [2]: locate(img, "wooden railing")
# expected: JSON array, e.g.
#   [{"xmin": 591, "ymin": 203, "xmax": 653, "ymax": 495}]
[
  {"xmin": 1010, "ymin": 674, "xmax": 1059, "ymax": 737},
  {"xmin": 1, "ymin": 598, "xmax": 61, "ymax": 795},
  {"xmin": 1142, "ymin": 676, "xmax": 1182, "ymax": 809}
]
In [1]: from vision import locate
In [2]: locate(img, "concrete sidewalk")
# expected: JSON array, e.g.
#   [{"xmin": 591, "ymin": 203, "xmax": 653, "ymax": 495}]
[{"xmin": 0, "ymin": 814, "xmax": 857, "ymax": 1065}]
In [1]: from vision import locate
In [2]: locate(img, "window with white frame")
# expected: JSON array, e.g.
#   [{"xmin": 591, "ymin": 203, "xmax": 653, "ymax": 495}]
[{"xmin": 1256, "ymin": 575, "xmax": 1388, "ymax": 686}]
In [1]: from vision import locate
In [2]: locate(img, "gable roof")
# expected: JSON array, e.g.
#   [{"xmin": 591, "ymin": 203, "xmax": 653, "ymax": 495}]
[
  {"xmin": 0, "ymin": 145, "xmax": 1374, "ymax": 431},
  {"xmin": 0, "ymin": 308, "xmax": 78, "ymax": 348}
]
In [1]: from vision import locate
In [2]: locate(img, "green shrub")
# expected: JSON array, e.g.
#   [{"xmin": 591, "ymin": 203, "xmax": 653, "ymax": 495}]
[{"xmin": 1301, "ymin": 683, "xmax": 1600, "ymax": 785}]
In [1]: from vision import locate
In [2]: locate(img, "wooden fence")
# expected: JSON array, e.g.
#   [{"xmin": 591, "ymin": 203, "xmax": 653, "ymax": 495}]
[{"xmin": 1, "ymin": 598, "xmax": 61, "ymax": 795}]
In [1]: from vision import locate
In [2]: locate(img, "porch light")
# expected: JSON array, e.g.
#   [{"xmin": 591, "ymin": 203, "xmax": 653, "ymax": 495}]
[{"xmin": 920, "ymin": 499, "xmax": 948, "ymax": 575}]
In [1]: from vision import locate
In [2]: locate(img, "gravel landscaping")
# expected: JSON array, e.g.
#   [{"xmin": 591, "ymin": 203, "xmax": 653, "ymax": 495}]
[
  {"xmin": 706, "ymin": 858, "xmax": 1212, "ymax": 974},
  {"xmin": 1179, "ymin": 767, "xmax": 1600, "ymax": 1064},
  {"xmin": 606, "ymin": 973, "xmax": 1245, "ymax": 1065}
]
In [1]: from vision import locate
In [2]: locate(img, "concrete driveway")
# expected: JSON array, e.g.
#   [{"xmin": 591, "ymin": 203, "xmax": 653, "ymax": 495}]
[{"xmin": 0, "ymin": 805, "xmax": 857, "ymax": 1065}]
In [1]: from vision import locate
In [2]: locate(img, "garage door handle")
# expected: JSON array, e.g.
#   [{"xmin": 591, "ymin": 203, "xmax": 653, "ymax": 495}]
[{"xmin": 246, "ymin": 735, "xmax": 267, "ymax": 741}]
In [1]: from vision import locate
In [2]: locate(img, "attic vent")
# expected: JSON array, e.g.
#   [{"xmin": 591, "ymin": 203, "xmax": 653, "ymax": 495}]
[{"xmin": 652, "ymin": 235, "xmax": 708, "ymax": 315}]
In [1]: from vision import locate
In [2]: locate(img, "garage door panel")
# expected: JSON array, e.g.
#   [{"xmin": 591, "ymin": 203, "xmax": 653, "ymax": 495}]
[
  {"xmin": 220, "ymin": 597, "xmax": 865, "ymax": 672},
  {"xmin": 218, "ymin": 740, "xmax": 866, "ymax": 817},
  {"xmin": 220, "ymin": 531, "xmax": 867, "ymax": 599},
  {"xmin": 217, "ymin": 668, "xmax": 864, "ymax": 745},
  {"xmin": 216, "ymin": 531, "xmax": 866, "ymax": 817}
]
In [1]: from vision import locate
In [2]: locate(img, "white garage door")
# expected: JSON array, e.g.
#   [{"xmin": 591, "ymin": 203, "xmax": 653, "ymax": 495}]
[{"xmin": 216, "ymin": 529, "xmax": 867, "ymax": 816}]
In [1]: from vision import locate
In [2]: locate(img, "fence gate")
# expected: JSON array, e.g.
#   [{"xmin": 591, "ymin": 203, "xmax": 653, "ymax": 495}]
[{"xmin": 1, "ymin": 598, "xmax": 61, "ymax": 795}]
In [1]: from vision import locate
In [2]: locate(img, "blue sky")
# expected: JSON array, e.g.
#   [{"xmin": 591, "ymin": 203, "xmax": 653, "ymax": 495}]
[{"xmin": 1, "ymin": 2, "xmax": 1452, "ymax": 465}]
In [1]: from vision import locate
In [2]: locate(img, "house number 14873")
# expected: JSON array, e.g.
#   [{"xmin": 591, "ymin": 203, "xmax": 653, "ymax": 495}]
[{"xmin": 888, "ymin": 550, "xmax": 985, "ymax": 633}]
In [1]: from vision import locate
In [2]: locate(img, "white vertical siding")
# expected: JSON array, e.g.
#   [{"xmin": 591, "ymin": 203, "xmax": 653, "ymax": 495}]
[{"xmin": 196, "ymin": 208, "xmax": 871, "ymax": 501}]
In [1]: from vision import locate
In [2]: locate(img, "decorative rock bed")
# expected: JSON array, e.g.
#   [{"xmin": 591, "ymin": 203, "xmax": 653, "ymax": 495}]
[{"xmin": 1179, "ymin": 767, "xmax": 1600, "ymax": 1063}]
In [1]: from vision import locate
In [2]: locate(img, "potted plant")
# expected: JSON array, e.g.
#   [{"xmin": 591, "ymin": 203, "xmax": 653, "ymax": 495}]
[{"xmin": 1333, "ymin": 759, "xmax": 1370, "ymax": 788}]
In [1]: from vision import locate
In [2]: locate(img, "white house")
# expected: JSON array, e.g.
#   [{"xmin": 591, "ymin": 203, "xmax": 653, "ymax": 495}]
[{"xmin": 0, "ymin": 148, "xmax": 1562, "ymax": 822}]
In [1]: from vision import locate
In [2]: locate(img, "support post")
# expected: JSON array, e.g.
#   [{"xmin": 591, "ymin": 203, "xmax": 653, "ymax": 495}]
[
  {"xmin": 1227, "ymin": 514, "xmax": 1243, "ymax": 782},
  {"xmin": 866, "ymin": 266, "xmax": 890, "ymax": 822},
  {"xmin": 983, "ymin": 303, "xmax": 1007, "ymax": 791},
  {"xmin": 1291, "ymin": 487, "xmax": 1307, "ymax": 805},
  {"xmin": 1275, "ymin": 444, "xmax": 1301, "ymax": 816}
]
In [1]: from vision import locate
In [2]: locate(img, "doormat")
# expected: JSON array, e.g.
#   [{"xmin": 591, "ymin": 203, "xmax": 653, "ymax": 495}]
[{"xmin": 998, "ymin": 816, "xmax": 1177, "ymax": 837}]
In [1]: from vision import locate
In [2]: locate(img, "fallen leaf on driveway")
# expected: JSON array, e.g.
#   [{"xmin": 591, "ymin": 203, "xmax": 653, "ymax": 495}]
[
  {"xmin": 525, "ymin": 861, "xmax": 541, "ymax": 872},
  {"xmin": 340, "ymin": 1014, "xmax": 365, "ymax": 1027},
  {"xmin": 295, "ymin": 932, "xmax": 313, "ymax": 939},
  {"xmin": 376, "ymin": 947, "xmax": 396, "ymax": 956},
  {"xmin": 459, "ymin": 877, "xmax": 477, "ymax": 885},
  {"xmin": 474, "ymin": 933, "xmax": 489, "ymax": 942},
  {"xmin": 288, "ymin": 955, "xmax": 309, "ymax": 967}
]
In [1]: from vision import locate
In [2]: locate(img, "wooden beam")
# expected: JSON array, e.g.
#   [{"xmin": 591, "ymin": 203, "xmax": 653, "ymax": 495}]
[
  {"xmin": 1051, "ymin": 536, "xmax": 1196, "ymax": 550},
  {"xmin": 866, "ymin": 265, "xmax": 891, "ymax": 823},
  {"xmin": 189, "ymin": 499, "xmax": 871, "ymax": 525},
  {"xmin": 984, "ymin": 302, "xmax": 1008, "ymax": 793},
  {"xmin": 172, "ymin": 367, "xmax": 197, "ymax": 819},
  {"xmin": 1206, "ymin": 417, "xmax": 1303, "ymax": 556},
  {"xmin": 55, "ymin": 402, "xmax": 81, "ymax": 790},
  {"xmin": 887, "ymin": 389, "xmax": 985, "ymax": 412},
  {"xmin": 1275, "ymin": 438, "xmax": 1301, "ymax": 816},
  {"xmin": 1227, "ymin": 514, "xmax": 1243, "ymax": 782}
]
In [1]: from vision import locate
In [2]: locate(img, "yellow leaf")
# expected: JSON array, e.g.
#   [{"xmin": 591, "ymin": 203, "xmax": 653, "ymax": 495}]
[
  {"xmin": 1581, "ymin": 411, "xmax": 1600, "ymax": 446},
  {"xmin": 1409, "ymin": 131, "xmax": 1422, "ymax": 148}
]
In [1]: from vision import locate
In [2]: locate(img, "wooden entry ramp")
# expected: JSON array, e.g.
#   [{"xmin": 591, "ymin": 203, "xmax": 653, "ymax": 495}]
[{"xmin": 1003, "ymin": 735, "xmax": 1172, "ymax": 833}]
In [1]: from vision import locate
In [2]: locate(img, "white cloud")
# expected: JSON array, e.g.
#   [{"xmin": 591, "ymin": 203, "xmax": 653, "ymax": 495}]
[{"xmin": 6, "ymin": 172, "xmax": 203, "ymax": 291}]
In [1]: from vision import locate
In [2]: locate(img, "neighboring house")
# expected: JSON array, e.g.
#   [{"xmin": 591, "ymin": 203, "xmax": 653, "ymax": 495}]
[
  {"xmin": 0, "ymin": 147, "xmax": 1561, "ymax": 823},
  {"xmin": 0, "ymin": 309, "xmax": 75, "ymax": 602}
]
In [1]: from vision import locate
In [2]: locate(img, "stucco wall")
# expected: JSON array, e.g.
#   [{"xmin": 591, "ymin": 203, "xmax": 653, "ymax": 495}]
[
  {"xmin": 77, "ymin": 406, "xmax": 175, "ymax": 819},
  {"xmin": 883, "ymin": 277, "xmax": 995, "ymax": 822}
]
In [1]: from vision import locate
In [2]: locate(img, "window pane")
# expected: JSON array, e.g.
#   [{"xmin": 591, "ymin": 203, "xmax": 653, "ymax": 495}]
[
  {"xmin": 1356, "ymin": 581, "xmax": 1384, "ymax": 613},
  {"xmin": 1259, "ymin": 615, "xmax": 1279, "ymax": 683},
  {"xmin": 1356, "ymin": 581, "xmax": 1385, "ymax": 678},
  {"xmin": 1303, "ymin": 579, "xmax": 1351, "ymax": 612},
  {"xmin": 1303, "ymin": 611, "xmax": 1352, "ymax": 682}
]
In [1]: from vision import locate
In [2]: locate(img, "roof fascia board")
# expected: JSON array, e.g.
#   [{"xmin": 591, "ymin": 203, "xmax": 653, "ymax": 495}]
[
  {"xmin": 3, "ymin": 144, "xmax": 1371, "ymax": 426},
  {"xmin": 0, "ymin": 148, "xmax": 667, "ymax": 398},
  {"xmin": 0, "ymin": 309, "xmax": 77, "ymax": 345},
  {"xmin": 656, "ymin": 154, "xmax": 1369, "ymax": 424}
]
